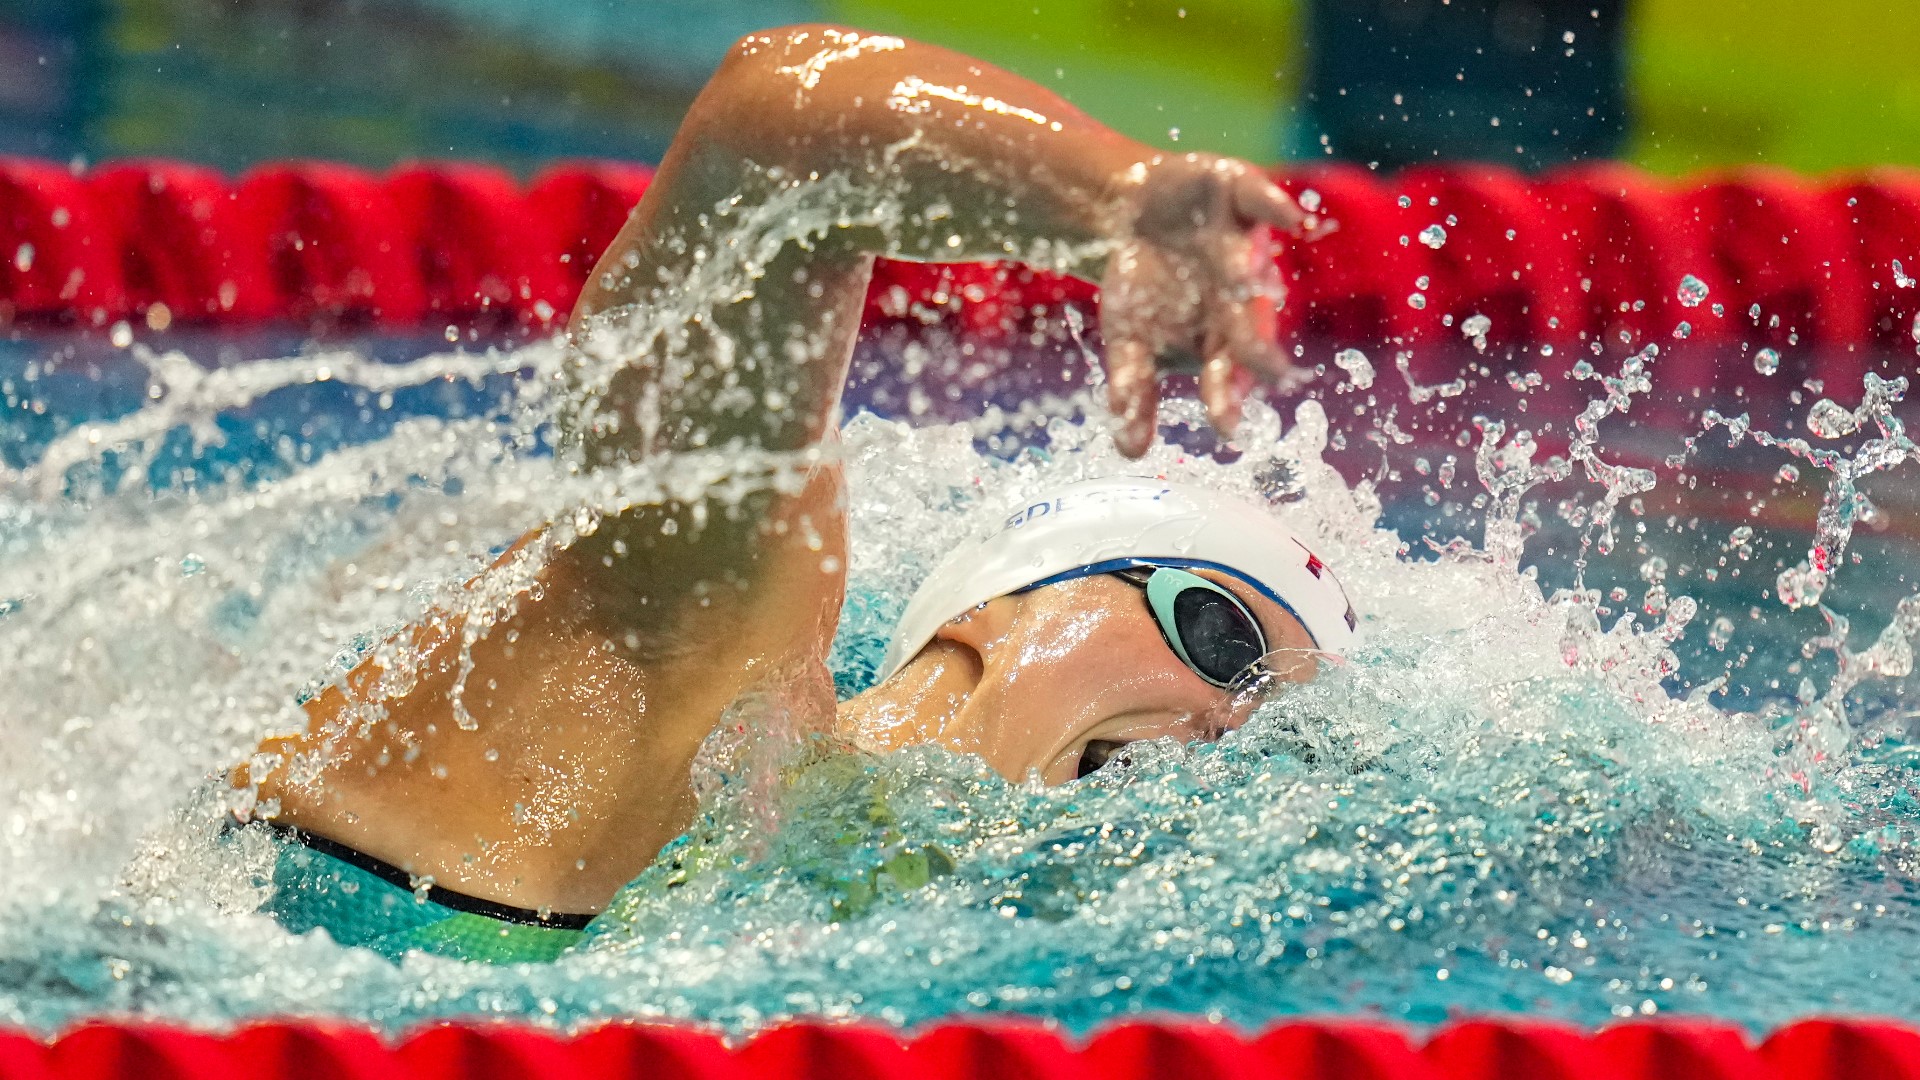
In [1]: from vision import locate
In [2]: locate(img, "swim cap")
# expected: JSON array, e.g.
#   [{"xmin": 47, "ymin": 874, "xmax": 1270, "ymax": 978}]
[{"xmin": 879, "ymin": 476, "xmax": 1358, "ymax": 681}]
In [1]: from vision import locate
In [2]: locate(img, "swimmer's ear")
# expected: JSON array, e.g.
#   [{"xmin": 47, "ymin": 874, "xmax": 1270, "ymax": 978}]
[
  {"xmin": 905, "ymin": 596, "xmax": 1018, "ymax": 691},
  {"xmin": 932, "ymin": 595, "xmax": 1020, "ymax": 655}
]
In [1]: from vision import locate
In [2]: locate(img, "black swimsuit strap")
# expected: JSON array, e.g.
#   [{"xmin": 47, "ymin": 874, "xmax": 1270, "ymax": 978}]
[{"xmin": 252, "ymin": 818, "xmax": 597, "ymax": 931}]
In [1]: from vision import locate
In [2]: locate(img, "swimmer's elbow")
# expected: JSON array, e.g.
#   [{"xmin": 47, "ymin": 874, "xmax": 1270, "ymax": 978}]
[
  {"xmin": 667, "ymin": 24, "xmax": 925, "ymax": 209},
  {"xmin": 706, "ymin": 24, "xmax": 872, "ymax": 95},
  {"xmin": 703, "ymin": 24, "xmax": 923, "ymax": 126}
]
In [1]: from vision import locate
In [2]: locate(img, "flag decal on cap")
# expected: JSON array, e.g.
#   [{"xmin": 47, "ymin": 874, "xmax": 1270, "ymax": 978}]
[{"xmin": 1293, "ymin": 539, "xmax": 1325, "ymax": 579}]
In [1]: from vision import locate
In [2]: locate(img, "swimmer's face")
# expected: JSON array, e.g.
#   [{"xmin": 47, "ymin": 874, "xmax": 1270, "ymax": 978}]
[{"xmin": 835, "ymin": 570, "xmax": 1320, "ymax": 784}]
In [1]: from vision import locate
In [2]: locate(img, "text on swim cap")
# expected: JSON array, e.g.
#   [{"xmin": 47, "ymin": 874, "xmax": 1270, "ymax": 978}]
[{"xmin": 1000, "ymin": 486, "xmax": 1171, "ymax": 533}]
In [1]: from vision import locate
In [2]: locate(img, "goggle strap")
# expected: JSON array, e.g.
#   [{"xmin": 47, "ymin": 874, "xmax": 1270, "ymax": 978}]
[{"xmin": 1015, "ymin": 556, "xmax": 1322, "ymax": 651}]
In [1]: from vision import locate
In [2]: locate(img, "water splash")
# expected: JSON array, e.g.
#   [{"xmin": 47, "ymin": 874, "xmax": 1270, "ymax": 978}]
[
  {"xmin": 1559, "ymin": 347, "xmax": 1661, "ymax": 576},
  {"xmin": 1394, "ymin": 351, "xmax": 1465, "ymax": 404},
  {"xmin": 1701, "ymin": 374, "xmax": 1917, "ymax": 611},
  {"xmin": 4, "ymin": 171, "xmax": 1920, "ymax": 1036},
  {"xmin": 1460, "ymin": 313, "xmax": 1492, "ymax": 353},
  {"xmin": 1333, "ymin": 348, "xmax": 1375, "ymax": 390}
]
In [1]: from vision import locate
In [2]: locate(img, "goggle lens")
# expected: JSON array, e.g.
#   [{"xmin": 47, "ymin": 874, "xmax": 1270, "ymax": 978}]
[
  {"xmin": 1122, "ymin": 565, "xmax": 1268, "ymax": 688},
  {"xmin": 1168, "ymin": 582, "xmax": 1266, "ymax": 686}
]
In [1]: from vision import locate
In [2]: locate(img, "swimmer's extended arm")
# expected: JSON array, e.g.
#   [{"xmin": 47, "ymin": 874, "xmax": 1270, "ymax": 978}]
[
  {"xmin": 571, "ymin": 23, "xmax": 1306, "ymax": 457},
  {"xmin": 562, "ymin": 21, "xmax": 1311, "ymax": 674}
]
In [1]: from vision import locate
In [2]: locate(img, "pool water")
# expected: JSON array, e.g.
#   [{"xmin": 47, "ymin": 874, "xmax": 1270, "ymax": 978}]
[{"xmin": 3, "ymin": 255, "xmax": 1920, "ymax": 1034}]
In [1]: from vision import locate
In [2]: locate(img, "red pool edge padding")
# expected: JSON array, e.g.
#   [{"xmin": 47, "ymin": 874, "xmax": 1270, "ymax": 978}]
[
  {"xmin": 5, "ymin": 157, "xmax": 1920, "ymax": 362},
  {"xmin": 8, "ymin": 1017, "xmax": 1920, "ymax": 1079}
]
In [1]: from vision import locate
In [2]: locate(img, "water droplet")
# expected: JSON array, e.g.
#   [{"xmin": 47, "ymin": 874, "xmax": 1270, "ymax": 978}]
[
  {"xmin": 1415, "ymin": 275, "xmax": 1430, "ymax": 289},
  {"xmin": 1333, "ymin": 347, "xmax": 1375, "ymax": 389},
  {"xmin": 109, "ymin": 321, "xmax": 133, "ymax": 348},
  {"xmin": 1664, "ymin": 594, "xmax": 1696, "ymax": 628},
  {"xmin": 12, "ymin": 243, "xmax": 33, "ymax": 273},
  {"xmin": 1776, "ymin": 463, "xmax": 1802, "ymax": 483},
  {"xmin": 1397, "ymin": 195, "xmax": 1412, "ymax": 208},
  {"xmin": 1461, "ymin": 313, "xmax": 1492, "ymax": 341},
  {"xmin": 1753, "ymin": 348, "xmax": 1780, "ymax": 375},
  {"xmin": 1167, "ymin": 127, "xmax": 1180, "ymax": 141},
  {"xmin": 1407, "ymin": 292, "xmax": 1427, "ymax": 309},
  {"xmin": 1729, "ymin": 526, "xmax": 1753, "ymax": 547},
  {"xmin": 1298, "ymin": 188, "xmax": 1322, "ymax": 213},
  {"xmin": 1895, "ymin": 259, "xmax": 1915, "ymax": 288},
  {"xmin": 1676, "ymin": 274, "xmax": 1709, "ymax": 307},
  {"xmin": 1805, "ymin": 398, "xmax": 1859, "ymax": 439},
  {"xmin": 1777, "ymin": 563, "xmax": 1827, "ymax": 609},
  {"xmin": 1708, "ymin": 615, "xmax": 1735, "ymax": 651},
  {"xmin": 1419, "ymin": 224, "xmax": 1448, "ymax": 249},
  {"xmin": 179, "ymin": 554, "xmax": 206, "ymax": 577}
]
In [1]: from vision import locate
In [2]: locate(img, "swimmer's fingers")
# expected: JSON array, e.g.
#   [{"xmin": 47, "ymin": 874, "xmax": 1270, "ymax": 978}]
[
  {"xmin": 1211, "ymin": 231, "xmax": 1289, "ymax": 381},
  {"xmin": 1105, "ymin": 335, "xmax": 1161, "ymax": 458},
  {"xmin": 1199, "ymin": 340, "xmax": 1249, "ymax": 438},
  {"xmin": 1221, "ymin": 286, "xmax": 1285, "ymax": 380},
  {"xmin": 1230, "ymin": 170, "xmax": 1307, "ymax": 237}
]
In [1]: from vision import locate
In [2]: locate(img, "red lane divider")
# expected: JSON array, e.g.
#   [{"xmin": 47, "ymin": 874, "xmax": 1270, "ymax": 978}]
[
  {"xmin": 85, "ymin": 160, "xmax": 272, "ymax": 325},
  {"xmin": 3, "ymin": 157, "xmax": 1920, "ymax": 360},
  {"xmin": 1, "ymin": 1020, "xmax": 1919, "ymax": 1080},
  {"xmin": 0, "ymin": 159, "xmax": 124, "ymax": 324},
  {"xmin": 523, "ymin": 161, "xmax": 656, "ymax": 306},
  {"xmin": 1762, "ymin": 1019, "xmax": 1920, "ymax": 1080}
]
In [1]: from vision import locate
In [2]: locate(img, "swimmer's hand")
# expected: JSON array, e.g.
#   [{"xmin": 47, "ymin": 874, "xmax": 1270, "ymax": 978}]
[{"xmin": 1101, "ymin": 155, "xmax": 1306, "ymax": 457}]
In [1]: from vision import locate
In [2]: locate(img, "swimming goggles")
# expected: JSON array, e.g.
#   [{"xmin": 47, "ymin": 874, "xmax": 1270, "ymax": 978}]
[{"xmin": 1019, "ymin": 559, "xmax": 1268, "ymax": 689}]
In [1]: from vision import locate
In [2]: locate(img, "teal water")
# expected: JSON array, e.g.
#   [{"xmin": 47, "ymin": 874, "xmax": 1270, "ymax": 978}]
[{"xmin": 2, "ymin": 326, "xmax": 1919, "ymax": 1033}]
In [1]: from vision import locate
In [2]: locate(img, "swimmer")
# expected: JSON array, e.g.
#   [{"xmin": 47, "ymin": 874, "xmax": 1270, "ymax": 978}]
[{"xmin": 230, "ymin": 25, "xmax": 1355, "ymax": 960}]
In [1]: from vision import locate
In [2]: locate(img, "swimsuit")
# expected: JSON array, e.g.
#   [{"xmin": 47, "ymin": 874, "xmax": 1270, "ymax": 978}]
[
  {"xmin": 243, "ymin": 819, "xmax": 593, "ymax": 963},
  {"xmin": 255, "ymin": 623, "xmax": 594, "ymax": 962}
]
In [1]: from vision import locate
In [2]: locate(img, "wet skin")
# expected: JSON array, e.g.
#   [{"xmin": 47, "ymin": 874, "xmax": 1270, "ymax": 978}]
[
  {"xmin": 839, "ymin": 571, "xmax": 1320, "ymax": 786},
  {"xmin": 240, "ymin": 25, "xmax": 1314, "ymax": 915}
]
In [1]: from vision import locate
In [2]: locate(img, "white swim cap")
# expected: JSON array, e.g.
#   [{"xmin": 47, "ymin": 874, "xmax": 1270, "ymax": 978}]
[{"xmin": 879, "ymin": 476, "xmax": 1358, "ymax": 681}]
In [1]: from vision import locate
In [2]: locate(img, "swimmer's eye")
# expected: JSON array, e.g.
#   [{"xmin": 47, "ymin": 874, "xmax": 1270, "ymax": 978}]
[{"xmin": 1076, "ymin": 739, "xmax": 1132, "ymax": 779}]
